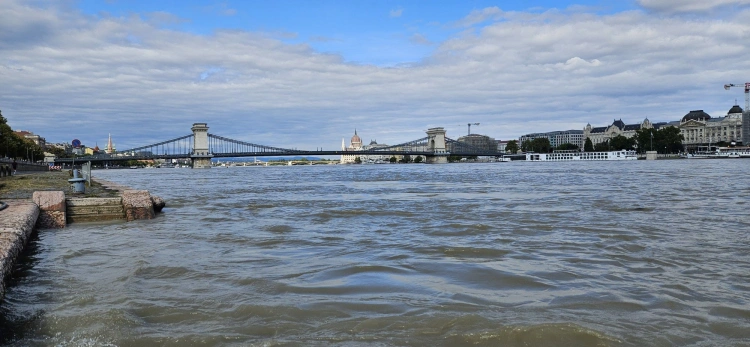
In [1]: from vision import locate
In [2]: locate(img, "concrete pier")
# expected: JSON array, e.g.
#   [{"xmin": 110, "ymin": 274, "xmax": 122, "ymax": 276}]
[
  {"xmin": 191, "ymin": 123, "xmax": 213, "ymax": 169},
  {"xmin": 425, "ymin": 127, "xmax": 449, "ymax": 164},
  {"xmin": 0, "ymin": 200, "xmax": 39, "ymax": 298}
]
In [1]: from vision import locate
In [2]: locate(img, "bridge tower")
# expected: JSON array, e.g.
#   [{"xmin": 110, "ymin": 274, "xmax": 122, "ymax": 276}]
[
  {"xmin": 191, "ymin": 123, "xmax": 213, "ymax": 169},
  {"xmin": 425, "ymin": 127, "xmax": 449, "ymax": 164}
]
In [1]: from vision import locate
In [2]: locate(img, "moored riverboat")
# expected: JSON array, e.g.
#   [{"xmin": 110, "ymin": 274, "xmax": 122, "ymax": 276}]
[
  {"xmin": 525, "ymin": 149, "xmax": 637, "ymax": 161},
  {"xmin": 686, "ymin": 146, "xmax": 750, "ymax": 159},
  {"xmin": 717, "ymin": 146, "xmax": 750, "ymax": 158}
]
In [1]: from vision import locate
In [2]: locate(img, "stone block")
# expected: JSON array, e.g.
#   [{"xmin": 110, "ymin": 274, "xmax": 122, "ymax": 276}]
[
  {"xmin": 122, "ymin": 190, "xmax": 155, "ymax": 221},
  {"xmin": 33, "ymin": 191, "xmax": 66, "ymax": 228},
  {"xmin": 151, "ymin": 195, "xmax": 165, "ymax": 213}
]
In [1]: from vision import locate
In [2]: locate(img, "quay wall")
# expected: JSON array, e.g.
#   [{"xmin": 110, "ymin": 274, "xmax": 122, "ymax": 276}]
[
  {"xmin": 0, "ymin": 159, "xmax": 50, "ymax": 173},
  {"xmin": 0, "ymin": 200, "xmax": 39, "ymax": 299}
]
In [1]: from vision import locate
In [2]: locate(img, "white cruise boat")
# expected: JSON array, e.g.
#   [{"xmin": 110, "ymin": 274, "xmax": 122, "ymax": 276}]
[
  {"xmin": 525, "ymin": 149, "xmax": 638, "ymax": 161},
  {"xmin": 687, "ymin": 147, "xmax": 750, "ymax": 159},
  {"xmin": 716, "ymin": 147, "xmax": 750, "ymax": 158}
]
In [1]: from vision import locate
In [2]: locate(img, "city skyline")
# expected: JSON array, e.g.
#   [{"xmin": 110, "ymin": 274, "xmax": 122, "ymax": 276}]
[{"xmin": 1, "ymin": 0, "xmax": 749, "ymax": 150}]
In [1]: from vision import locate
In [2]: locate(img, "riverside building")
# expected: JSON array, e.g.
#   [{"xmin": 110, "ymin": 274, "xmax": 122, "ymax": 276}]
[
  {"xmin": 340, "ymin": 130, "xmax": 363, "ymax": 164},
  {"xmin": 519, "ymin": 130, "xmax": 583, "ymax": 149},
  {"xmin": 14, "ymin": 130, "xmax": 46, "ymax": 149},
  {"xmin": 678, "ymin": 105, "xmax": 744, "ymax": 150},
  {"xmin": 583, "ymin": 119, "xmax": 655, "ymax": 146},
  {"xmin": 456, "ymin": 134, "xmax": 497, "ymax": 151}
]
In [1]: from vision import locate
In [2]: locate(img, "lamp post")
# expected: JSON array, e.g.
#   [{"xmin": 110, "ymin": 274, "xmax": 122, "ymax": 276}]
[{"xmin": 650, "ymin": 132, "xmax": 653, "ymax": 152}]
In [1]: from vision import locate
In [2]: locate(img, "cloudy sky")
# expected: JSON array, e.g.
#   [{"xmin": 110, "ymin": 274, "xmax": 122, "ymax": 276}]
[{"xmin": 2, "ymin": 0, "xmax": 749, "ymax": 150}]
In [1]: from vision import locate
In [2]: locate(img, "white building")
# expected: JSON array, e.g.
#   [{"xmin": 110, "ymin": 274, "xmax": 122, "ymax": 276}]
[
  {"xmin": 678, "ymin": 106, "xmax": 744, "ymax": 150},
  {"xmin": 340, "ymin": 130, "xmax": 363, "ymax": 164}
]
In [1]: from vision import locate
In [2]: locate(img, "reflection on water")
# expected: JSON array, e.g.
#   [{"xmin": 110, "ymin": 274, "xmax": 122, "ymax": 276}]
[{"xmin": 3, "ymin": 160, "xmax": 750, "ymax": 346}]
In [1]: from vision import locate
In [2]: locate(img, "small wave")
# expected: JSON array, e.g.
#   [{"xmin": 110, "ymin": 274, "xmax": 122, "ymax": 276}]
[
  {"xmin": 134, "ymin": 265, "xmax": 194, "ymax": 280},
  {"xmin": 326, "ymin": 209, "xmax": 415, "ymax": 217},
  {"xmin": 426, "ymin": 247, "xmax": 510, "ymax": 260},
  {"xmin": 606, "ymin": 206, "xmax": 655, "ymax": 213},
  {"xmin": 426, "ymin": 223, "xmax": 495, "ymax": 236},
  {"xmin": 266, "ymin": 225, "xmax": 294, "ymax": 233},
  {"xmin": 445, "ymin": 323, "xmax": 621, "ymax": 347},
  {"xmin": 246, "ymin": 203, "xmax": 276, "ymax": 210},
  {"xmin": 709, "ymin": 306, "xmax": 750, "ymax": 320}
]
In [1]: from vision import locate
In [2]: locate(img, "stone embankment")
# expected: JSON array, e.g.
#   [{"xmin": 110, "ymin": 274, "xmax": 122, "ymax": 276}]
[
  {"xmin": 0, "ymin": 200, "xmax": 38, "ymax": 298},
  {"xmin": 0, "ymin": 173, "xmax": 166, "ymax": 300},
  {"xmin": 0, "ymin": 159, "xmax": 50, "ymax": 173}
]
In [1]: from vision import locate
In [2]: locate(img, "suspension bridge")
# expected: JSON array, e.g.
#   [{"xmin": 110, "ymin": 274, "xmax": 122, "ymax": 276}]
[{"xmin": 54, "ymin": 123, "xmax": 502, "ymax": 167}]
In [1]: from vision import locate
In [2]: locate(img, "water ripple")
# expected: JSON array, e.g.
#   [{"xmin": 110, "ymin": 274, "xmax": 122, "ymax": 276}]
[{"xmin": 4, "ymin": 161, "xmax": 750, "ymax": 346}]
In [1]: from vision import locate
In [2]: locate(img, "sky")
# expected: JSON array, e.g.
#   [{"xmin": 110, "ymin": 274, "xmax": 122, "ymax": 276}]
[{"xmin": 1, "ymin": 0, "xmax": 750, "ymax": 151}]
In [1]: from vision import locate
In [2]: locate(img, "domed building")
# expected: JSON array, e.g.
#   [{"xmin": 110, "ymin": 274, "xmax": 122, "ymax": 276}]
[
  {"xmin": 350, "ymin": 130, "xmax": 362, "ymax": 150},
  {"xmin": 681, "ymin": 110, "xmax": 712, "ymax": 123},
  {"xmin": 340, "ymin": 130, "xmax": 364, "ymax": 164},
  {"xmin": 679, "ymin": 106, "xmax": 744, "ymax": 150}
]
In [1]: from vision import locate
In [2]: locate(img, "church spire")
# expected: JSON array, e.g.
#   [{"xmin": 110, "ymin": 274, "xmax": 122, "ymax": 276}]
[{"xmin": 106, "ymin": 133, "xmax": 115, "ymax": 154}]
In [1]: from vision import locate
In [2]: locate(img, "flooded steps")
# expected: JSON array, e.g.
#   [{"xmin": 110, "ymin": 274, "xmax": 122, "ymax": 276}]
[{"xmin": 66, "ymin": 197, "xmax": 125, "ymax": 223}]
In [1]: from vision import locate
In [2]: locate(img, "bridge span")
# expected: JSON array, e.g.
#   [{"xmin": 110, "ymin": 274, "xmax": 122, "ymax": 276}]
[{"xmin": 55, "ymin": 123, "xmax": 501, "ymax": 167}]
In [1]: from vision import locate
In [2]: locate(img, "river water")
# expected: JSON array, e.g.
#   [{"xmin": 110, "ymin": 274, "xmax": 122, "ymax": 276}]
[{"xmin": 2, "ymin": 160, "xmax": 750, "ymax": 346}]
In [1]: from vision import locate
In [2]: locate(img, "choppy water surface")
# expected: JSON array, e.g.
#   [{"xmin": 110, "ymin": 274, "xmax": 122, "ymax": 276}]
[{"xmin": 2, "ymin": 160, "xmax": 750, "ymax": 346}]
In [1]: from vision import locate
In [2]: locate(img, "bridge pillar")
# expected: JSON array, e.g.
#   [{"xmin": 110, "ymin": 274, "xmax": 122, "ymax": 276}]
[
  {"xmin": 425, "ymin": 127, "xmax": 449, "ymax": 164},
  {"xmin": 191, "ymin": 123, "xmax": 213, "ymax": 169}
]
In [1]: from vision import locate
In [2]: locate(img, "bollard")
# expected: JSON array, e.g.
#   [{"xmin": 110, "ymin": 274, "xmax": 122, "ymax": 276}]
[{"xmin": 68, "ymin": 169, "xmax": 86, "ymax": 193}]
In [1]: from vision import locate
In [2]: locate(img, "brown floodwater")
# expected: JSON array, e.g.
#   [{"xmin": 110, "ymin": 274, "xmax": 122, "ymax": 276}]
[{"xmin": 2, "ymin": 160, "xmax": 749, "ymax": 346}]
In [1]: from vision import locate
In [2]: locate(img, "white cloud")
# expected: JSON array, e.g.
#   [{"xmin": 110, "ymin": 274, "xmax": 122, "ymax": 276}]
[
  {"xmin": 1, "ymin": 1, "xmax": 749, "ymax": 150},
  {"xmin": 389, "ymin": 8, "xmax": 403, "ymax": 18},
  {"xmin": 637, "ymin": 0, "xmax": 750, "ymax": 12},
  {"xmin": 202, "ymin": 2, "xmax": 237, "ymax": 16},
  {"xmin": 455, "ymin": 7, "xmax": 504, "ymax": 27},
  {"xmin": 409, "ymin": 33, "xmax": 432, "ymax": 45}
]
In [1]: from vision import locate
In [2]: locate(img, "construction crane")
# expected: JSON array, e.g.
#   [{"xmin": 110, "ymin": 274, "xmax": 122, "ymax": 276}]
[
  {"xmin": 467, "ymin": 123, "xmax": 479, "ymax": 136},
  {"xmin": 724, "ymin": 83, "xmax": 750, "ymax": 112}
]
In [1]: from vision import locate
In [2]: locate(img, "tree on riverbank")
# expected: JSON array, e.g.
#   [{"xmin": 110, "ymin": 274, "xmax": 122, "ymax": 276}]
[
  {"xmin": 555, "ymin": 143, "xmax": 579, "ymax": 151},
  {"xmin": 609, "ymin": 135, "xmax": 636, "ymax": 150},
  {"xmin": 0, "ymin": 110, "xmax": 44, "ymax": 161},
  {"xmin": 634, "ymin": 127, "xmax": 684, "ymax": 153},
  {"xmin": 521, "ymin": 138, "xmax": 551, "ymax": 153},
  {"xmin": 505, "ymin": 140, "xmax": 518, "ymax": 154},
  {"xmin": 584, "ymin": 138, "xmax": 594, "ymax": 152}
]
